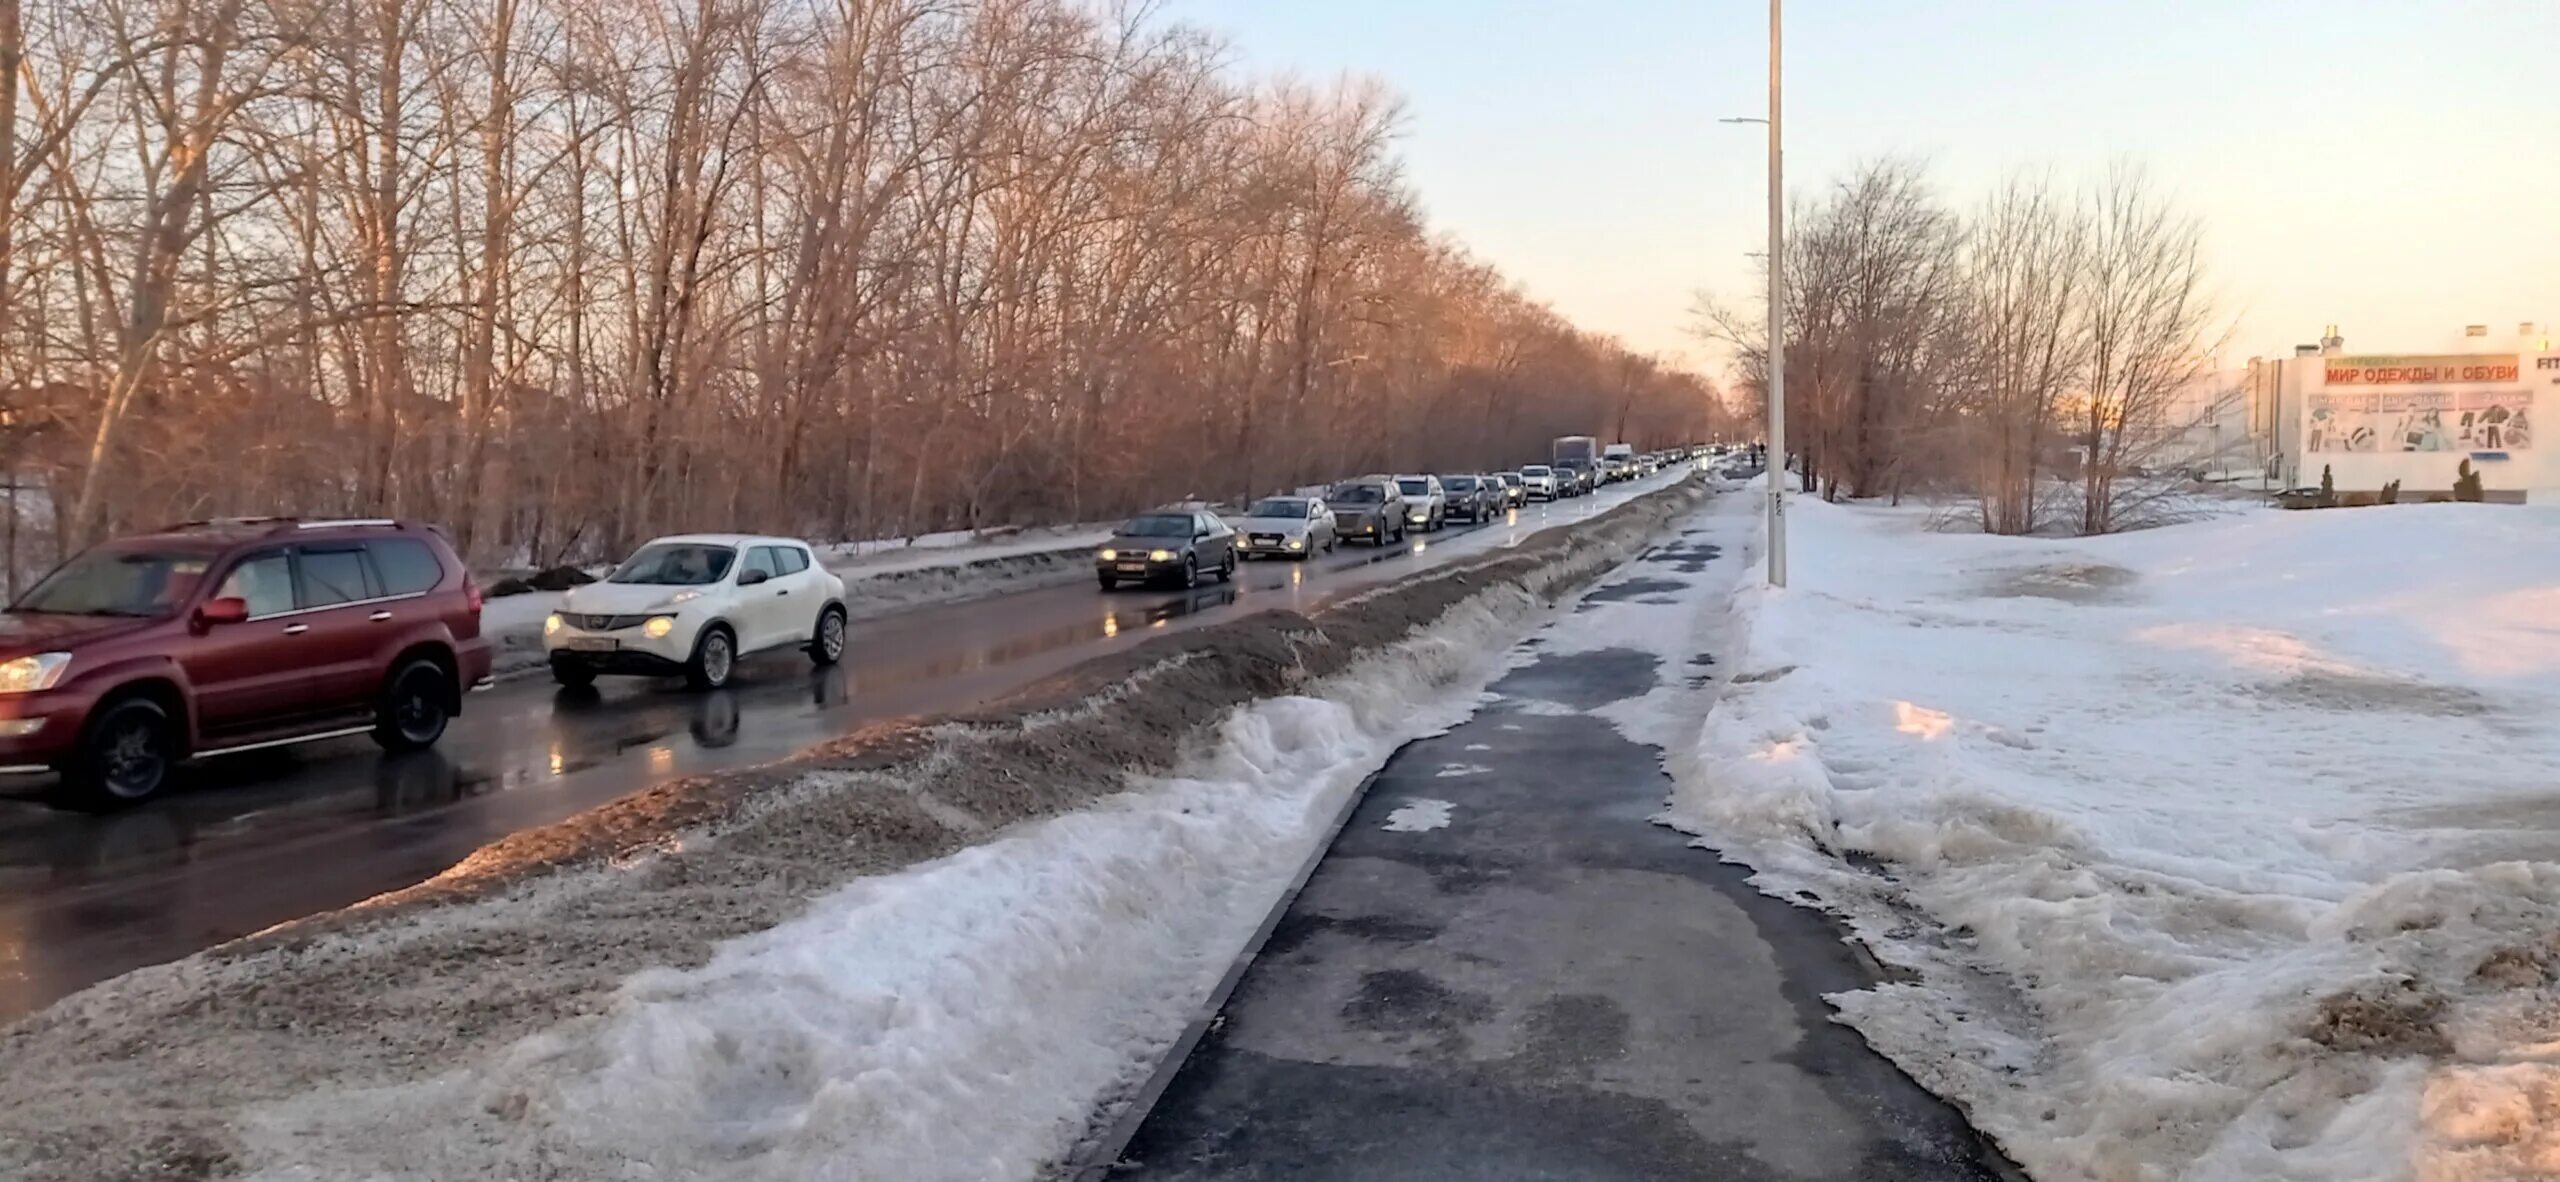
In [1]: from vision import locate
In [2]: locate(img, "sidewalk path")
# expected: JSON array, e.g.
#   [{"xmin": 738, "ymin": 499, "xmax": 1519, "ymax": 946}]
[{"xmin": 1111, "ymin": 500, "xmax": 2012, "ymax": 1181}]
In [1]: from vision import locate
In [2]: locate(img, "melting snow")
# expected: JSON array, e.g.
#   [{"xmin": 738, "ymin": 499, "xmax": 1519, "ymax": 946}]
[
  {"xmin": 1665, "ymin": 486, "xmax": 2560, "ymax": 1181},
  {"xmin": 1382, "ymin": 799, "xmax": 1455, "ymax": 832}
]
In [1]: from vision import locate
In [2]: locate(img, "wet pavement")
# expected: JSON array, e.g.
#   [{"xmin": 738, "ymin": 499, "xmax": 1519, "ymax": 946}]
[
  {"xmin": 1113, "ymin": 512, "xmax": 2012, "ymax": 1182},
  {"xmin": 0, "ymin": 479, "xmax": 1676, "ymax": 1024}
]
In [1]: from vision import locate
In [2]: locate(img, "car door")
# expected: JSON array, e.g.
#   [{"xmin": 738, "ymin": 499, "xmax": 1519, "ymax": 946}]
[
  {"xmin": 1195, "ymin": 513, "xmax": 1230, "ymax": 569},
  {"xmin": 180, "ymin": 548, "xmax": 322, "ymax": 739},
  {"xmin": 773, "ymin": 544, "xmax": 821, "ymax": 641},
  {"xmin": 736, "ymin": 545, "xmax": 788, "ymax": 652},
  {"xmin": 290, "ymin": 543, "xmax": 390, "ymax": 716}
]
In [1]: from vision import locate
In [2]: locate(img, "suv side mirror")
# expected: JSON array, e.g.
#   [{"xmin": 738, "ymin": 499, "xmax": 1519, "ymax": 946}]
[
  {"xmin": 197, "ymin": 596, "xmax": 249, "ymax": 628},
  {"xmin": 739, "ymin": 568, "xmax": 771, "ymax": 587}
]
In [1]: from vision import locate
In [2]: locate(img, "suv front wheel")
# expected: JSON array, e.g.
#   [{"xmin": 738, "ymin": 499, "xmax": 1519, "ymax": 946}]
[
  {"xmin": 64, "ymin": 696, "xmax": 178, "ymax": 808},
  {"xmin": 688, "ymin": 625, "xmax": 737, "ymax": 690},
  {"xmin": 374, "ymin": 658, "xmax": 453, "ymax": 752}
]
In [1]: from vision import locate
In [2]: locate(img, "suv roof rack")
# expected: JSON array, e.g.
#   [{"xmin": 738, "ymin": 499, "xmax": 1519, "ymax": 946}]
[{"xmin": 158, "ymin": 516, "xmax": 407, "ymax": 535}]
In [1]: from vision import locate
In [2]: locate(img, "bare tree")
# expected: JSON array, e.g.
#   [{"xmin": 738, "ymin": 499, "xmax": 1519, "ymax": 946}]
[
  {"xmin": 1957, "ymin": 173, "xmax": 2088, "ymax": 534},
  {"xmin": 1, "ymin": 0, "xmax": 1725, "ymax": 579},
  {"xmin": 2072, "ymin": 162, "xmax": 2225, "ymax": 533}
]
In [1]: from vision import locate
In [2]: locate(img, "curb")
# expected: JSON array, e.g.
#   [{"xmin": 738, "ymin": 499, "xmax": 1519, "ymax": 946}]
[{"xmin": 1062, "ymin": 760, "xmax": 1392, "ymax": 1181}]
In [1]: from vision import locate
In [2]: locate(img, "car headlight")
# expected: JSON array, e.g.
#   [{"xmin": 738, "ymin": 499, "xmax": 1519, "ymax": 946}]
[
  {"xmin": 643, "ymin": 616, "xmax": 676, "ymax": 639},
  {"xmin": 1099, "ymin": 548, "xmax": 1118, "ymax": 562},
  {"xmin": 665, "ymin": 589, "xmax": 703, "ymax": 605},
  {"xmin": 0, "ymin": 652, "xmax": 73, "ymax": 694},
  {"xmin": 543, "ymin": 613, "xmax": 562, "ymax": 636},
  {"xmin": 1148, "ymin": 549, "xmax": 1174, "ymax": 562},
  {"xmin": 1288, "ymin": 537, "xmax": 1304, "ymax": 549}
]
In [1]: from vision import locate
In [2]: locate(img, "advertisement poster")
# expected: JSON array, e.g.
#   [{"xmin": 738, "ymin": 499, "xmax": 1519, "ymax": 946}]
[
  {"xmin": 2306, "ymin": 388, "xmax": 2533, "ymax": 453},
  {"xmin": 2323, "ymin": 354, "xmax": 2521, "ymax": 386}
]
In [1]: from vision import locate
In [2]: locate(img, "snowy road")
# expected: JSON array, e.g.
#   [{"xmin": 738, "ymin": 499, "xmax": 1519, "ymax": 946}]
[{"xmin": 0, "ymin": 471, "xmax": 1686, "ymax": 1024}]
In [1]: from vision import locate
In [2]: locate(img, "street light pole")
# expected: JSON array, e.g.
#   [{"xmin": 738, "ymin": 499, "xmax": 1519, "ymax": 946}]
[
  {"xmin": 1724, "ymin": 8, "xmax": 1786, "ymax": 587},
  {"xmin": 1763, "ymin": 0, "xmax": 1786, "ymax": 587}
]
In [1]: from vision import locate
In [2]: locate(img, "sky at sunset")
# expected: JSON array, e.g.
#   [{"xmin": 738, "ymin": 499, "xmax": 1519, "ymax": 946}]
[{"xmin": 1172, "ymin": 0, "xmax": 2560, "ymax": 379}]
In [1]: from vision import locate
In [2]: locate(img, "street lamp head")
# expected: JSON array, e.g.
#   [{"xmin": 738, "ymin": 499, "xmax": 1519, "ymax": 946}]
[{"xmin": 1719, "ymin": 117, "xmax": 1769, "ymax": 125}]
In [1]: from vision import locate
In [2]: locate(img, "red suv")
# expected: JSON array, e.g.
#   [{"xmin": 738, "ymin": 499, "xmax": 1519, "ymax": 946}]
[{"xmin": 0, "ymin": 518, "xmax": 491, "ymax": 806}]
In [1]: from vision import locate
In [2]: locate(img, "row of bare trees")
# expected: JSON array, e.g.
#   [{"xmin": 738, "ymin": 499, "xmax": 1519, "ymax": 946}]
[
  {"xmin": 1700, "ymin": 158, "xmax": 2232, "ymax": 534},
  {"xmin": 0, "ymin": 0, "xmax": 1720, "ymax": 581}
]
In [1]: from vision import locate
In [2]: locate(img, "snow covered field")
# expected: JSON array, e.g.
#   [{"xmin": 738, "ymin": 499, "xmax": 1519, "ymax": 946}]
[{"xmin": 1666, "ymin": 487, "xmax": 2560, "ymax": 1180}]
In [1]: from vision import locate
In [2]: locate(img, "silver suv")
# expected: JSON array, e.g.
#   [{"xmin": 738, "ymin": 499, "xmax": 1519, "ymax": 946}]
[
  {"xmin": 1325, "ymin": 478, "xmax": 1409, "ymax": 546},
  {"xmin": 1392, "ymin": 474, "xmax": 1447, "ymax": 532}
]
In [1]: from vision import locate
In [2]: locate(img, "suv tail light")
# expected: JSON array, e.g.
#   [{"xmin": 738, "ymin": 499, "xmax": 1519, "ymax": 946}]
[{"xmin": 464, "ymin": 579, "xmax": 484, "ymax": 615}]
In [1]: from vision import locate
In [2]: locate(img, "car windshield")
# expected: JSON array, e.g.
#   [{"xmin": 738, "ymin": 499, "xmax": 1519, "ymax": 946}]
[
  {"xmin": 1444, "ymin": 477, "xmax": 1476, "ymax": 491},
  {"xmin": 1499, "ymin": 474, "xmax": 1522, "ymax": 484},
  {"xmin": 1396, "ymin": 478, "xmax": 1430, "ymax": 495},
  {"xmin": 1524, "ymin": 466, "xmax": 1551, "ymax": 476},
  {"xmin": 609, "ymin": 542, "xmax": 737, "ymax": 585},
  {"xmin": 1247, "ymin": 499, "xmax": 1310, "ymax": 519},
  {"xmin": 1329, "ymin": 485, "xmax": 1384, "ymax": 505},
  {"xmin": 1119, "ymin": 514, "xmax": 1195, "ymax": 538},
  {"xmin": 11, "ymin": 547, "xmax": 215, "ymax": 617}
]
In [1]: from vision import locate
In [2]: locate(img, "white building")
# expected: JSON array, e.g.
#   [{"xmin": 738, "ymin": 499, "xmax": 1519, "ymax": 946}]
[{"xmin": 2256, "ymin": 324, "xmax": 2558, "ymax": 502}]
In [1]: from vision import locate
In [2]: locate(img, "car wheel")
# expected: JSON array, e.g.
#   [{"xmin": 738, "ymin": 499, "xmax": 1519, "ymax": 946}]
[
  {"xmin": 1180, "ymin": 555, "xmax": 1199, "ymax": 589},
  {"xmin": 809, "ymin": 605, "xmax": 848, "ymax": 667},
  {"xmin": 64, "ymin": 696, "xmax": 176, "ymax": 808},
  {"xmin": 374, "ymin": 658, "xmax": 454, "ymax": 752},
  {"xmin": 687, "ymin": 625, "xmax": 736, "ymax": 690},
  {"xmin": 1099, "ymin": 574, "xmax": 1118, "ymax": 591},
  {"xmin": 1217, "ymin": 552, "xmax": 1236, "ymax": 582},
  {"xmin": 550, "ymin": 659, "xmax": 597, "ymax": 689}
]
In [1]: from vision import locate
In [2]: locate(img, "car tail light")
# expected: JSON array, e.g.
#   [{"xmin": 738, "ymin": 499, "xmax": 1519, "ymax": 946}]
[{"xmin": 464, "ymin": 579, "xmax": 484, "ymax": 615}]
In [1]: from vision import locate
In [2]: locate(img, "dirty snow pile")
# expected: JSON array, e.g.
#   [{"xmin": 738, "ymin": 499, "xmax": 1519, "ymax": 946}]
[
  {"xmin": 229, "ymin": 575, "xmax": 1564, "ymax": 1182},
  {"xmin": 1667, "ymin": 492, "xmax": 2560, "ymax": 1180}
]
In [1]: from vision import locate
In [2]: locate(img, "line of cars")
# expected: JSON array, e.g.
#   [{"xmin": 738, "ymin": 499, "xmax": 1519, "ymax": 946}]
[
  {"xmin": 0, "ymin": 516, "xmax": 855, "ymax": 807},
  {"xmin": 0, "ymin": 445, "xmax": 1714, "ymax": 806},
  {"xmin": 1089, "ymin": 452, "xmax": 1685, "ymax": 591}
]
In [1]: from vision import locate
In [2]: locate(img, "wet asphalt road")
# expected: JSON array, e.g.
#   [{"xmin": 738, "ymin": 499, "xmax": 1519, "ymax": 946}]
[{"xmin": 0, "ymin": 478, "xmax": 1679, "ymax": 1023}]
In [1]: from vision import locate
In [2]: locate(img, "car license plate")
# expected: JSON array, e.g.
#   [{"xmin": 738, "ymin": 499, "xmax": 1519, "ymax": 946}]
[
  {"xmin": 565, "ymin": 636, "xmax": 618, "ymax": 652},
  {"xmin": 1117, "ymin": 562, "xmax": 1148, "ymax": 574}
]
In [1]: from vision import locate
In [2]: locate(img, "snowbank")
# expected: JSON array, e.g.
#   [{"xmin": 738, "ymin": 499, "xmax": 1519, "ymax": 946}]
[
  {"xmin": 1666, "ymin": 491, "xmax": 2560, "ymax": 1180},
  {"xmin": 239, "ymin": 585, "xmax": 1534, "ymax": 1182}
]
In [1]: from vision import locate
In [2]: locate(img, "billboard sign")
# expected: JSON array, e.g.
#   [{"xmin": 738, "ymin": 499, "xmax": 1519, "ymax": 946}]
[
  {"xmin": 2307, "ymin": 388, "xmax": 2532, "ymax": 453},
  {"xmin": 2323, "ymin": 354, "xmax": 2520, "ymax": 386}
]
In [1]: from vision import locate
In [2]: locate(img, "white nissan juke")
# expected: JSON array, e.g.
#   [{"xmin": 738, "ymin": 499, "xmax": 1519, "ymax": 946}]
[{"xmin": 543, "ymin": 534, "xmax": 849, "ymax": 690}]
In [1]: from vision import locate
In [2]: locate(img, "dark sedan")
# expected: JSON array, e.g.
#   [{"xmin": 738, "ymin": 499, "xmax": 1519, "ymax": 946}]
[{"xmin": 1097, "ymin": 508, "xmax": 1236, "ymax": 590}]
